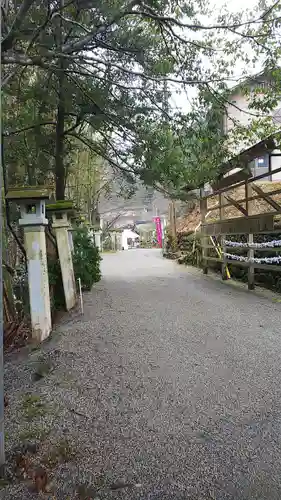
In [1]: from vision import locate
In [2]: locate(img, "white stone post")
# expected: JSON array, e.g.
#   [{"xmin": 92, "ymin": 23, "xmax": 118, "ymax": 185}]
[
  {"xmin": 94, "ymin": 230, "xmax": 102, "ymax": 250},
  {"xmin": 52, "ymin": 213, "xmax": 76, "ymax": 311},
  {"xmin": 18, "ymin": 198, "xmax": 52, "ymax": 342},
  {"xmin": 117, "ymin": 232, "xmax": 122, "ymax": 250},
  {"xmin": 110, "ymin": 231, "xmax": 116, "ymax": 251},
  {"xmin": 121, "ymin": 231, "xmax": 128, "ymax": 250}
]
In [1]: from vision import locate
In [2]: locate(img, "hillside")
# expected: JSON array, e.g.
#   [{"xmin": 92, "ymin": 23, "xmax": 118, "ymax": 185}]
[
  {"xmin": 176, "ymin": 182, "xmax": 281, "ymax": 233},
  {"xmin": 99, "ymin": 184, "xmax": 169, "ymax": 228}
]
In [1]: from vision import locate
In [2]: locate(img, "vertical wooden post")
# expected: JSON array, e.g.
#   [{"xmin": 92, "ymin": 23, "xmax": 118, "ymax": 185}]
[
  {"xmin": 248, "ymin": 233, "xmax": 255, "ymax": 290},
  {"xmin": 168, "ymin": 202, "xmax": 172, "ymax": 231},
  {"xmin": 200, "ymin": 188, "xmax": 208, "ymax": 274},
  {"xmin": 169, "ymin": 200, "xmax": 177, "ymax": 252},
  {"xmin": 171, "ymin": 200, "xmax": 176, "ymax": 239},
  {"xmin": 245, "ymin": 181, "xmax": 249, "ymax": 216},
  {"xmin": 219, "ymin": 193, "xmax": 224, "ymax": 221},
  {"xmin": 269, "ymin": 153, "xmax": 272, "ymax": 181},
  {"xmin": 220, "ymin": 193, "xmax": 228, "ymax": 280},
  {"xmin": 221, "ymin": 236, "xmax": 228, "ymax": 280},
  {"xmin": 246, "ymin": 181, "xmax": 255, "ymax": 290}
]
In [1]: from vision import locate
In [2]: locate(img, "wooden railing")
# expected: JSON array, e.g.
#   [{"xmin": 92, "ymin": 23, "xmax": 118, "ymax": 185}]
[{"xmin": 200, "ymin": 165, "xmax": 281, "ymax": 289}]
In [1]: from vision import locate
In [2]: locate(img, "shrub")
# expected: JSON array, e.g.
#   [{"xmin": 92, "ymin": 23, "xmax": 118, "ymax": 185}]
[
  {"xmin": 47, "ymin": 258, "xmax": 65, "ymax": 312},
  {"xmin": 140, "ymin": 240, "xmax": 152, "ymax": 248},
  {"xmin": 73, "ymin": 228, "xmax": 102, "ymax": 290},
  {"xmin": 12, "ymin": 263, "xmax": 30, "ymax": 320},
  {"xmin": 164, "ymin": 232, "xmax": 178, "ymax": 254}
]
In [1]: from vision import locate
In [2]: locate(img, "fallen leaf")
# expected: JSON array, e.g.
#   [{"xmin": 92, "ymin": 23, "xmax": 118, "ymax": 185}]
[{"xmin": 33, "ymin": 466, "xmax": 48, "ymax": 492}]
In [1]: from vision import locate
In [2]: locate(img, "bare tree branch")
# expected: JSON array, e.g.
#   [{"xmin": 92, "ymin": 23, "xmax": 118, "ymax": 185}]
[
  {"xmin": 68, "ymin": 132, "xmax": 135, "ymax": 175},
  {"xmin": 260, "ymin": 0, "xmax": 281, "ymax": 20},
  {"xmin": 138, "ymin": 1, "xmax": 279, "ymax": 30},
  {"xmin": 61, "ymin": 0, "xmax": 139, "ymax": 55},
  {"xmin": 2, "ymin": 0, "xmax": 37, "ymax": 52},
  {"xmin": 3, "ymin": 121, "xmax": 57, "ymax": 136},
  {"xmin": 2, "ymin": 66, "xmax": 20, "ymax": 86}
]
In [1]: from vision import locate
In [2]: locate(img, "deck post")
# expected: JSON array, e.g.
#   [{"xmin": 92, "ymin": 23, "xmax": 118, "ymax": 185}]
[
  {"xmin": 246, "ymin": 182, "xmax": 255, "ymax": 290},
  {"xmin": 200, "ymin": 188, "xmax": 208, "ymax": 274}
]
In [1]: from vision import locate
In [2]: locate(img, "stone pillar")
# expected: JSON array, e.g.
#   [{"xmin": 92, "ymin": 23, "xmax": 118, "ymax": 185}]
[
  {"xmin": 13, "ymin": 194, "xmax": 52, "ymax": 342},
  {"xmin": 117, "ymin": 232, "xmax": 122, "ymax": 250},
  {"xmin": 23, "ymin": 225, "xmax": 52, "ymax": 342},
  {"xmin": 68, "ymin": 230, "xmax": 74, "ymax": 253},
  {"xmin": 52, "ymin": 213, "xmax": 76, "ymax": 311},
  {"xmin": 6, "ymin": 188, "xmax": 52, "ymax": 342},
  {"xmin": 110, "ymin": 231, "xmax": 116, "ymax": 251},
  {"xmin": 94, "ymin": 230, "xmax": 102, "ymax": 250}
]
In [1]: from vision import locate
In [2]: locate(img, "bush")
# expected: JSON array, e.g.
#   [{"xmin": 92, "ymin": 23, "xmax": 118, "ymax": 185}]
[
  {"xmin": 164, "ymin": 232, "xmax": 178, "ymax": 254},
  {"xmin": 73, "ymin": 228, "xmax": 102, "ymax": 290},
  {"xmin": 47, "ymin": 258, "xmax": 66, "ymax": 313},
  {"xmin": 140, "ymin": 240, "xmax": 152, "ymax": 248}
]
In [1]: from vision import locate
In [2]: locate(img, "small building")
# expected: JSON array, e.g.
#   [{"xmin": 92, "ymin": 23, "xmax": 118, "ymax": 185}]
[
  {"xmin": 222, "ymin": 70, "xmax": 281, "ymax": 180},
  {"xmin": 121, "ymin": 229, "xmax": 139, "ymax": 250}
]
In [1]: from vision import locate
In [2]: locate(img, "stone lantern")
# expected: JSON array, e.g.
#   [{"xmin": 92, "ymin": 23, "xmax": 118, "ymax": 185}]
[
  {"xmin": 91, "ymin": 226, "xmax": 102, "ymax": 251},
  {"xmin": 115, "ymin": 229, "xmax": 122, "ymax": 250},
  {"xmin": 46, "ymin": 200, "xmax": 76, "ymax": 311},
  {"xmin": 6, "ymin": 187, "xmax": 52, "ymax": 342}
]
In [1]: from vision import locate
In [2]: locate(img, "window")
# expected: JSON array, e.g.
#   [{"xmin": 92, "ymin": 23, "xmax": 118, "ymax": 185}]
[
  {"xmin": 27, "ymin": 204, "xmax": 36, "ymax": 214},
  {"xmin": 256, "ymin": 80, "xmax": 273, "ymax": 91},
  {"xmin": 256, "ymin": 155, "xmax": 269, "ymax": 168}
]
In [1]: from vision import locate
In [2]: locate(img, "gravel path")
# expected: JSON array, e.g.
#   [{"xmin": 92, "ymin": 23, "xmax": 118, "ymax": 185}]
[{"xmin": 3, "ymin": 249, "xmax": 281, "ymax": 499}]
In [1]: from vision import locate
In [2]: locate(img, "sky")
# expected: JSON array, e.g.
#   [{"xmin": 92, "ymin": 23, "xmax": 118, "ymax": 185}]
[{"xmin": 170, "ymin": 0, "xmax": 263, "ymax": 112}]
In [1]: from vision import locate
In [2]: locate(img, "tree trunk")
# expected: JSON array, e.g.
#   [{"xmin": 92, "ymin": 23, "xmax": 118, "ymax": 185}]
[
  {"xmin": 55, "ymin": 74, "xmax": 65, "ymax": 200},
  {"xmin": 55, "ymin": 0, "xmax": 66, "ymax": 201},
  {"xmin": 91, "ymin": 204, "xmax": 100, "ymax": 226},
  {"xmin": 27, "ymin": 163, "xmax": 34, "ymax": 185}
]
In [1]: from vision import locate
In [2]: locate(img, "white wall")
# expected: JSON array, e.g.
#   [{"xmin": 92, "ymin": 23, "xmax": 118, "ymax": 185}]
[
  {"xmin": 271, "ymin": 150, "xmax": 281, "ymax": 181},
  {"xmin": 121, "ymin": 231, "xmax": 128, "ymax": 250},
  {"xmin": 224, "ymin": 92, "xmax": 252, "ymax": 136},
  {"xmin": 121, "ymin": 229, "xmax": 139, "ymax": 250}
]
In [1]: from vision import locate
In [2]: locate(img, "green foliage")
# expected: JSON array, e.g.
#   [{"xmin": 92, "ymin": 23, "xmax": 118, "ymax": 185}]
[
  {"xmin": 140, "ymin": 240, "xmax": 153, "ymax": 248},
  {"xmin": 21, "ymin": 394, "xmax": 47, "ymax": 421},
  {"xmin": 73, "ymin": 228, "xmax": 102, "ymax": 290},
  {"xmin": 2, "ymin": 0, "xmax": 281, "ymax": 199},
  {"xmin": 47, "ymin": 258, "xmax": 65, "ymax": 312},
  {"xmin": 135, "ymin": 102, "xmax": 229, "ymax": 197}
]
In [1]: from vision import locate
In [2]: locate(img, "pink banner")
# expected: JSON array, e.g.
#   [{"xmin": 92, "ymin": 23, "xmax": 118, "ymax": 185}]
[{"xmin": 153, "ymin": 217, "xmax": 162, "ymax": 248}]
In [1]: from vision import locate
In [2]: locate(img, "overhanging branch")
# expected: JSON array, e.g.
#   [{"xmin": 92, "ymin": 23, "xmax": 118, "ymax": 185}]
[
  {"xmin": 67, "ymin": 132, "xmax": 135, "ymax": 175},
  {"xmin": 3, "ymin": 121, "xmax": 57, "ymax": 136},
  {"xmin": 1, "ymin": 0, "xmax": 37, "ymax": 52}
]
